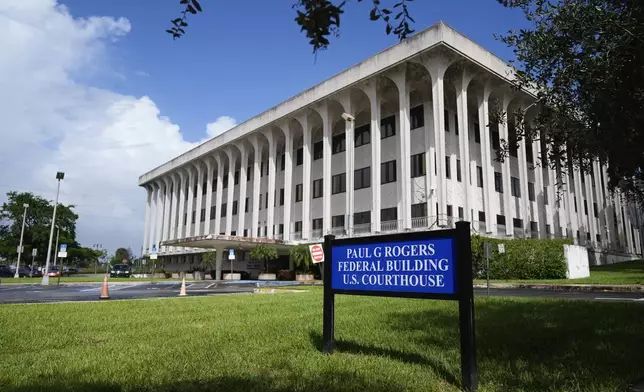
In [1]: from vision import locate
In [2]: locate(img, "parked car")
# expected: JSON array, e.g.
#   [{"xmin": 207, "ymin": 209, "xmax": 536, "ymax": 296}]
[
  {"xmin": 67, "ymin": 267, "xmax": 80, "ymax": 274},
  {"xmin": 0, "ymin": 264, "xmax": 12, "ymax": 277},
  {"xmin": 16, "ymin": 267, "xmax": 31, "ymax": 277},
  {"xmin": 46, "ymin": 266, "xmax": 70, "ymax": 277},
  {"xmin": 110, "ymin": 264, "xmax": 132, "ymax": 278}
]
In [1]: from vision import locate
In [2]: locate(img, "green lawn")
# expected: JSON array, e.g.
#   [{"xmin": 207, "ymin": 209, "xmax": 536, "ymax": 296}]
[
  {"xmin": 476, "ymin": 259, "xmax": 644, "ymax": 286},
  {"xmin": 1, "ymin": 289, "xmax": 643, "ymax": 391}
]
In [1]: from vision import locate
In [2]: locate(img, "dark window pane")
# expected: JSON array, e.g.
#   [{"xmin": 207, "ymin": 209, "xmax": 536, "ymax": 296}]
[
  {"xmin": 411, "ymin": 203, "xmax": 427, "ymax": 218},
  {"xmin": 332, "ymin": 173, "xmax": 346, "ymax": 195},
  {"xmin": 381, "ymin": 207, "xmax": 397, "ymax": 222},
  {"xmin": 494, "ymin": 172, "xmax": 503, "ymax": 193},
  {"xmin": 381, "ymin": 160, "xmax": 397, "ymax": 184},
  {"xmin": 332, "ymin": 133, "xmax": 346, "ymax": 154},
  {"xmin": 313, "ymin": 141, "xmax": 323, "ymax": 160},
  {"xmin": 312, "ymin": 179, "xmax": 323, "ymax": 198},
  {"xmin": 411, "ymin": 153, "xmax": 426, "ymax": 178},
  {"xmin": 332, "ymin": 215, "xmax": 345, "ymax": 228},
  {"xmin": 381, "ymin": 115, "xmax": 396, "ymax": 139},
  {"xmin": 410, "ymin": 105, "xmax": 424, "ymax": 129},
  {"xmin": 355, "ymin": 124, "xmax": 371, "ymax": 147}
]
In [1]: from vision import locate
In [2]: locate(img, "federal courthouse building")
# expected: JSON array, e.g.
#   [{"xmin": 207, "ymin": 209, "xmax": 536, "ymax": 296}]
[{"xmin": 139, "ymin": 22, "xmax": 643, "ymax": 279}]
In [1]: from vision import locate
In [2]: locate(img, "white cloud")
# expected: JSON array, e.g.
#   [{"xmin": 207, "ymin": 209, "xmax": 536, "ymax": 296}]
[
  {"xmin": 206, "ymin": 116, "xmax": 237, "ymax": 138},
  {"xmin": 0, "ymin": 0, "xmax": 223, "ymax": 254}
]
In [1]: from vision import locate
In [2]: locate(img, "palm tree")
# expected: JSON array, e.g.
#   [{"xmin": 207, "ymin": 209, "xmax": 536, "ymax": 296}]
[
  {"xmin": 249, "ymin": 245, "xmax": 278, "ymax": 273},
  {"xmin": 290, "ymin": 244, "xmax": 312, "ymax": 274}
]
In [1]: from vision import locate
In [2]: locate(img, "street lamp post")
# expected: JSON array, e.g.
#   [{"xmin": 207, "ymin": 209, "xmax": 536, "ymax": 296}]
[
  {"xmin": 41, "ymin": 172, "xmax": 64, "ymax": 285},
  {"xmin": 53, "ymin": 226, "xmax": 60, "ymax": 266},
  {"xmin": 14, "ymin": 203, "xmax": 29, "ymax": 279}
]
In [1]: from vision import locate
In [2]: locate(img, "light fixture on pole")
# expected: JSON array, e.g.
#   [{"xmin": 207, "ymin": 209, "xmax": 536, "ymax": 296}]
[
  {"xmin": 14, "ymin": 203, "xmax": 29, "ymax": 279},
  {"xmin": 41, "ymin": 171, "xmax": 64, "ymax": 285}
]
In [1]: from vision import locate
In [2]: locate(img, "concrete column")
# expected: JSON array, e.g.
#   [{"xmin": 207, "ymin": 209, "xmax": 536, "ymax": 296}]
[
  {"xmin": 225, "ymin": 149, "xmax": 236, "ymax": 236},
  {"xmin": 142, "ymin": 185, "xmax": 152, "ymax": 254},
  {"xmin": 204, "ymin": 157, "xmax": 214, "ymax": 234},
  {"xmin": 265, "ymin": 132, "xmax": 277, "ymax": 238},
  {"xmin": 161, "ymin": 177, "xmax": 172, "ymax": 251},
  {"xmin": 339, "ymin": 94, "xmax": 355, "ymax": 235},
  {"xmin": 592, "ymin": 161, "xmax": 606, "ymax": 247},
  {"xmin": 282, "ymin": 123, "xmax": 293, "ymax": 241},
  {"xmin": 320, "ymin": 102, "xmax": 332, "ymax": 233},
  {"xmin": 176, "ymin": 170, "xmax": 187, "ymax": 240},
  {"xmin": 301, "ymin": 115, "xmax": 312, "ymax": 239},
  {"xmin": 584, "ymin": 171, "xmax": 598, "ymax": 247},
  {"xmin": 454, "ymin": 70, "xmax": 474, "ymax": 223},
  {"xmin": 193, "ymin": 163, "xmax": 204, "ymax": 237},
  {"xmin": 148, "ymin": 185, "xmax": 158, "ymax": 249},
  {"xmin": 154, "ymin": 180, "xmax": 164, "ymax": 250},
  {"xmin": 477, "ymin": 86, "xmax": 495, "ymax": 233},
  {"xmin": 545, "ymin": 148, "xmax": 558, "ymax": 238},
  {"xmin": 532, "ymin": 136, "xmax": 545, "ymax": 238},
  {"xmin": 623, "ymin": 198, "xmax": 635, "ymax": 254},
  {"xmin": 423, "ymin": 99, "xmax": 435, "ymax": 222},
  {"xmin": 565, "ymin": 169, "xmax": 577, "ymax": 243},
  {"xmin": 169, "ymin": 173, "xmax": 179, "ymax": 247},
  {"xmin": 573, "ymin": 168, "xmax": 586, "ymax": 244},
  {"xmin": 251, "ymin": 136, "xmax": 261, "ymax": 238},
  {"xmin": 391, "ymin": 70, "xmax": 412, "ymax": 229},
  {"xmin": 516, "ymin": 116, "xmax": 530, "ymax": 237},
  {"xmin": 185, "ymin": 167, "xmax": 195, "ymax": 238},
  {"xmin": 602, "ymin": 165, "xmax": 617, "ymax": 248},
  {"xmin": 364, "ymin": 82, "xmax": 381, "ymax": 232},
  {"xmin": 614, "ymin": 192, "xmax": 626, "ymax": 251},
  {"xmin": 215, "ymin": 248, "xmax": 223, "ymax": 281},
  {"xmin": 237, "ymin": 143, "xmax": 249, "ymax": 237},
  {"xmin": 214, "ymin": 154, "xmax": 224, "ymax": 236},
  {"xmin": 428, "ymin": 63, "xmax": 449, "ymax": 220},
  {"xmin": 499, "ymin": 95, "xmax": 514, "ymax": 236}
]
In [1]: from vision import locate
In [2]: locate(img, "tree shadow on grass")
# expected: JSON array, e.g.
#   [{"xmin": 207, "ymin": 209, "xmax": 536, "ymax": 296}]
[
  {"xmin": 309, "ymin": 330, "xmax": 460, "ymax": 388},
  {"xmin": 386, "ymin": 299, "xmax": 644, "ymax": 391},
  {"xmin": 2, "ymin": 370, "xmax": 405, "ymax": 392}
]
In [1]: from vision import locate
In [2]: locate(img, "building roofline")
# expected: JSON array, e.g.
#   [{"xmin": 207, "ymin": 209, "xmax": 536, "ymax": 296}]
[{"xmin": 139, "ymin": 21, "xmax": 520, "ymax": 186}]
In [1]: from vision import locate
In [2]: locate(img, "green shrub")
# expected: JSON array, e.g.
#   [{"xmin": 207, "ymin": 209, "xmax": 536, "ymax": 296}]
[{"xmin": 471, "ymin": 235, "xmax": 572, "ymax": 280}]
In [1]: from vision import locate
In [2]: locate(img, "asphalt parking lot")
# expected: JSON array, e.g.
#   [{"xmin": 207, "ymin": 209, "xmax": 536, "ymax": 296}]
[{"xmin": 0, "ymin": 281, "xmax": 264, "ymax": 304}]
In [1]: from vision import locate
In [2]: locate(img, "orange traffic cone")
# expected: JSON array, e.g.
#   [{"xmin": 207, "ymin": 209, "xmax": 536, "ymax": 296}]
[
  {"xmin": 178, "ymin": 277, "xmax": 187, "ymax": 297},
  {"xmin": 99, "ymin": 274, "xmax": 110, "ymax": 300}
]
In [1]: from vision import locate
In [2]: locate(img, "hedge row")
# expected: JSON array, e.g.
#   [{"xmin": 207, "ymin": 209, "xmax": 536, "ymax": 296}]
[{"xmin": 471, "ymin": 235, "xmax": 572, "ymax": 280}]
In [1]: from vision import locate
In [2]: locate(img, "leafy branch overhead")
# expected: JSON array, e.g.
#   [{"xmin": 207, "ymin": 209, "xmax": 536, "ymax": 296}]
[
  {"xmin": 166, "ymin": 0, "xmax": 203, "ymax": 39},
  {"xmin": 168, "ymin": 0, "xmax": 415, "ymax": 52}
]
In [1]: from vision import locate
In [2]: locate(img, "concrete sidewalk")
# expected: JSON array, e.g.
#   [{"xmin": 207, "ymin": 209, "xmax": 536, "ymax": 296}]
[{"xmin": 474, "ymin": 282, "xmax": 644, "ymax": 293}]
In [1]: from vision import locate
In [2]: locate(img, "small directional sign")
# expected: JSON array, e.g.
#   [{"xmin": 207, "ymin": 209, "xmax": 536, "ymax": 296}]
[
  {"xmin": 497, "ymin": 244, "xmax": 505, "ymax": 254},
  {"xmin": 32, "ymin": 248, "xmax": 37, "ymax": 256},
  {"xmin": 60, "ymin": 244, "xmax": 67, "ymax": 251},
  {"xmin": 152, "ymin": 246, "xmax": 157, "ymax": 254},
  {"xmin": 228, "ymin": 249, "xmax": 235, "ymax": 260}
]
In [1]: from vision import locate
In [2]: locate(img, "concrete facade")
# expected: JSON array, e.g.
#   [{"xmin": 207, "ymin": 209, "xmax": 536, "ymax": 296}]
[{"xmin": 138, "ymin": 22, "xmax": 643, "ymax": 277}]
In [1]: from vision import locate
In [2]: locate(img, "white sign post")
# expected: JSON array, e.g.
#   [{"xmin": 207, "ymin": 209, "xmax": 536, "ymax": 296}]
[
  {"xmin": 229, "ymin": 249, "xmax": 235, "ymax": 278},
  {"xmin": 497, "ymin": 243, "xmax": 505, "ymax": 254},
  {"xmin": 57, "ymin": 244, "xmax": 67, "ymax": 259}
]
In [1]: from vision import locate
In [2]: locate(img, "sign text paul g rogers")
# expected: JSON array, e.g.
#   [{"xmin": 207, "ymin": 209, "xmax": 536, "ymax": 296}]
[{"xmin": 331, "ymin": 238, "xmax": 456, "ymax": 295}]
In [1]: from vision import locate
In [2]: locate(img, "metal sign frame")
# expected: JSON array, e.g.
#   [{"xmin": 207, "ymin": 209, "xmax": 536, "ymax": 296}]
[{"xmin": 322, "ymin": 221, "xmax": 477, "ymax": 391}]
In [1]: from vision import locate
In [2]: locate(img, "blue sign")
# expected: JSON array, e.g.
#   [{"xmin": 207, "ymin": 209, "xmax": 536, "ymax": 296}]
[
  {"xmin": 331, "ymin": 237, "xmax": 456, "ymax": 295},
  {"xmin": 152, "ymin": 246, "xmax": 157, "ymax": 253},
  {"xmin": 60, "ymin": 244, "xmax": 67, "ymax": 251},
  {"xmin": 229, "ymin": 249, "xmax": 234, "ymax": 256}
]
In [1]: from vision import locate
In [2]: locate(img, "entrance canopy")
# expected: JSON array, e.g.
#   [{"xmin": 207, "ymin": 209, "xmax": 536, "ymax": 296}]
[{"xmin": 162, "ymin": 234, "xmax": 294, "ymax": 254}]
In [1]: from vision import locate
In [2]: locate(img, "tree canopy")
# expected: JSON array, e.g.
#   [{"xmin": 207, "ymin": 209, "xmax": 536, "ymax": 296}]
[
  {"xmin": 0, "ymin": 191, "xmax": 78, "ymax": 262},
  {"xmin": 496, "ymin": 0, "xmax": 644, "ymax": 205}
]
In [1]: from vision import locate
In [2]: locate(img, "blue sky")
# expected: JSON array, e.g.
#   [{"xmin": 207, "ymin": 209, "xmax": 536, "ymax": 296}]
[{"xmin": 60, "ymin": 0, "xmax": 528, "ymax": 144}]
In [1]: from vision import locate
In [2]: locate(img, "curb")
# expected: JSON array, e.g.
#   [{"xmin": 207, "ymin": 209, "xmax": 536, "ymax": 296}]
[{"xmin": 474, "ymin": 283, "xmax": 644, "ymax": 293}]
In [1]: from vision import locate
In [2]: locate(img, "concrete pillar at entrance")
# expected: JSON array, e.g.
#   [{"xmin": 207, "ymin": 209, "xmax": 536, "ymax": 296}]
[
  {"xmin": 169, "ymin": 173, "xmax": 180, "ymax": 246},
  {"xmin": 338, "ymin": 93, "xmax": 355, "ymax": 236},
  {"xmin": 215, "ymin": 248, "xmax": 223, "ymax": 281},
  {"xmin": 516, "ymin": 113, "xmax": 530, "ymax": 237},
  {"xmin": 161, "ymin": 177, "xmax": 172, "ymax": 251},
  {"xmin": 319, "ymin": 101, "xmax": 332, "ymax": 234},
  {"xmin": 142, "ymin": 185, "xmax": 152, "ymax": 255},
  {"xmin": 176, "ymin": 170, "xmax": 187, "ymax": 240},
  {"xmin": 154, "ymin": 180, "xmax": 164, "ymax": 250}
]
